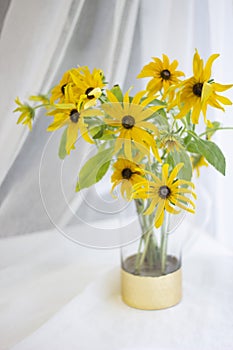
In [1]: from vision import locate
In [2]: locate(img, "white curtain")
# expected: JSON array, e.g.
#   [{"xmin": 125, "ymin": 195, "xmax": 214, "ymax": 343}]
[
  {"xmin": 207, "ymin": 0, "xmax": 233, "ymax": 247},
  {"xmin": 0, "ymin": 0, "xmax": 85, "ymax": 185},
  {"xmin": 0, "ymin": 0, "xmax": 233, "ymax": 248}
]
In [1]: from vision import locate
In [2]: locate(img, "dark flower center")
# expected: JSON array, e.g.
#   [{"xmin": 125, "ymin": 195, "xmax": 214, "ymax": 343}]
[
  {"xmin": 70, "ymin": 109, "xmax": 80, "ymax": 123},
  {"xmin": 61, "ymin": 84, "xmax": 67, "ymax": 95},
  {"xmin": 161, "ymin": 69, "xmax": 171, "ymax": 80},
  {"xmin": 85, "ymin": 87, "xmax": 95, "ymax": 99},
  {"xmin": 193, "ymin": 82, "xmax": 203, "ymax": 97},
  {"xmin": 159, "ymin": 185, "xmax": 171, "ymax": 199},
  {"xmin": 121, "ymin": 168, "xmax": 133, "ymax": 179},
  {"xmin": 122, "ymin": 115, "xmax": 135, "ymax": 129}
]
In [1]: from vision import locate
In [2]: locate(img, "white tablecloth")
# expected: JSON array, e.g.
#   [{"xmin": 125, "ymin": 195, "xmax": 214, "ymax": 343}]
[{"xmin": 0, "ymin": 226, "xmax": 233, "ymax": 350}]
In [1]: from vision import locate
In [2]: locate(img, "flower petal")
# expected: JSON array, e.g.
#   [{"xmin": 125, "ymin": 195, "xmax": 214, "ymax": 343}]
[
  {"xmin": 203, "ymin": 53, "xmax": 219, "ymax": 81},
  {"xmin": 155, "ymin": 200, "xmax": 165, "ymax": 228}
]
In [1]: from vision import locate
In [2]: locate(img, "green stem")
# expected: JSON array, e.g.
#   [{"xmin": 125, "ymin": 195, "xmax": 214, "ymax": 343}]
[
  {"xmin": 138, "ymin": 228, "xmax": 153, "ymax": 268},
  {"xmin": 99, "ymin": 96, "xmax": 108, "ymax": 104},
  {"xmin": 160, "ymin": 212, "xmax": 169, "ymax": 275},
  {"xmin": 134, "ymin": 199, "xmax": 146, "ymax": 273},
  {"xmin": 34, "ymin": 103, "xmax": 50, "ymax": 109},
  {"xmin": 135, "ymin": 236, "xmax": 143, "ymax": 274},
  {"xmin": 134, "ymin": 200, "xmax": 160, "ymax": 273},
  {"xmin": 198, "ymin": 127, "xmax": 233, "ymax": 138}
]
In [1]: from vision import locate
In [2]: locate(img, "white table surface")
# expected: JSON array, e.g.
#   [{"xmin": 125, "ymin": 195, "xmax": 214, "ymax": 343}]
[{"xmin": 0, "ymin": 225, "xmax": 233, "ymax": 350}]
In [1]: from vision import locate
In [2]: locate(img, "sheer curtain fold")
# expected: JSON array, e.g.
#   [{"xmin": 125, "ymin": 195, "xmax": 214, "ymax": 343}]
[
  {"xmin": 105, "ymin": 0, "xmax": 140, "ymax": 86},
  {"xmin": 207, "ymin": 0, "xmax": 233, "ymax": 247},
  {"xmin": 0, "ymin": 0, "xmax": 85, "ymax": 187}
]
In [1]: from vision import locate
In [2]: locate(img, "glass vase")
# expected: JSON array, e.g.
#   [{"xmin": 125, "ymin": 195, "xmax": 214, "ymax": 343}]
[{"xmin": 121, "ymin": 199, "xmax": 182, "ymax": 310}]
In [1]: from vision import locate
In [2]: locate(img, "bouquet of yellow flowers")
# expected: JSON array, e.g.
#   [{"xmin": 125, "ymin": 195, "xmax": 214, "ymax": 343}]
[{"xmin": 14, "ymin": 50, "xmax": 233, "ymax": 309}]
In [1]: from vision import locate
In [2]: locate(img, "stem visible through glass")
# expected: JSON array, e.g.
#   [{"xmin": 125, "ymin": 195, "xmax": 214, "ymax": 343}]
[
  {"xmin": 160, "ymin": 211, "xmax": 169, "ymax": 275},
  {"xmin": 134, "ymin": 200, "xmax": 170, "ymax": 276},
  {"xmin": 134, "ymin": 200, "xmax": 160, "ymax": 274}
]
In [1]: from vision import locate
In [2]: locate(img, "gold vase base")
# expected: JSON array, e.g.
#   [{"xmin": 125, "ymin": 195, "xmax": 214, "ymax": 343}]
[{"xmin": 121, "ymin": 267, "xmax": 182, "ymax": 310}]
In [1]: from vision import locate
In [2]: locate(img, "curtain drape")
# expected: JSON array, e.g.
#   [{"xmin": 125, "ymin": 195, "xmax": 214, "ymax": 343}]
[
  {"xmin": 0, "ymin": 0, "xmax": 84, "ymax": 186},
  {"xmin": 0, "ymin": 0, "xmax": 233, "ymax": 248}
]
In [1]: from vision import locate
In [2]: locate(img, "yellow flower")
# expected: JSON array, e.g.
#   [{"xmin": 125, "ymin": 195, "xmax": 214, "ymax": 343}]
[
  {"xmin": 137, "ymin": 54, "xmax": 185, "ymax": 96},
  {"xmin": 111, "ymin": 158, "xmax": 145, "ymax": 200},
  {"xmin": 160, "ymin": 133, "xmax": 183, "ymax": 153},
  {"xmin": 14, "ymin": 97, "xmax": 35, "ymax": 130},
  {"xmin": 174, "ymin": 49, "xmax": 233, "ymax": 124},
  {"xmin": 47, "ymin": 86, "xmax": 103, "ymax": 153},
  {"xmin": 101, "ymin": 89, "xmax": 164, "ymax": 161},
  {"xmin": 191, "ymin": 155, "xmax": 208, "ymax": 177},
  {"xmin": 50, "ymin": 70, "xmax": 73, "ymax": 103},
  {"xmin": 70, "ymin": 66, "xmax": 105, "ymax": 109},
  {"xmin": 132, "ymin": 163, "xmax": 196, "ymax": 228},
  {"xmin": 29, "ymin": 94, "xmax": 50, "ymax": 106}
]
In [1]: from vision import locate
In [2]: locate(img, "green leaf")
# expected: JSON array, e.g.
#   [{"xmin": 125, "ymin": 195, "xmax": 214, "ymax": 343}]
[
  {"xmin": 96, "ymin": 160, "xmax": 111, "ymax": 182},
  {"xmin": 153, "ymin": 109, "xmax": 169, "ymax": 128},
  {"xmin": 110, "ymin": 85, "xmax": 123, "ymax": 102},
  {"xmin": 185, "ymin": 110, "xmax": 191, "ymax": 127},
  {"xmin": 183, "ymin": 134, "xmax": 192, "ymax": 147},
  {"xmin": 76, "ymin": 147, "xmax": 114, "ymax": 192},
  {"xmin": 58, "ymin": 127, "xmax": 68, "ymax": 159},
  {"xmin": 187, "ymin": 134, "xmax": 226, "ymax": 175},
  {"xmin": 89, "ymin": 124, "xmax": 106, "ymax": 139},
  {"xmin": 98, "ymin": 133, "xmax": 115, "ymax": 141},
  {"xmin": 186, "ymin": 140, "xmax": 200, "ymax": 154},
  {"xmin": 169, "ymin": 149, "xmax": 193, "ymax": 181}
]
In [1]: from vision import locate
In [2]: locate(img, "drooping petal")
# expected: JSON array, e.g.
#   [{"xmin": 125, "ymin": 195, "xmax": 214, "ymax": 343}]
[
  {"xmin": 173, "ymin": 187, "xmax": 197, "ymax": 199},
  {"xmin": 165, "ymin": 201, "xmax": 180, "ymax": 215},
  {"xmin": 191, "ymin": 101, "xmax": 202, "ymax": 124},
  {"xmin": 147, "ymin": 79, "xmax": 163, "ymax": 94},
  {"xmin": 203, "ymin": 53, "xmax": 219, "ymax": 81},
  {"xmin": 151, "ymin": 142, "xmax": 162, "ymax": 163},
  {"xmin": 124, "ymin": 138, "xmax": 132, "ymax": 160},
  {"xmin": 66, "ymin": 123, "xmax": 79, "ymax": 153},
  {"xmin": 155, "ymin": 200, "xmax": 165, "ymax": 228},
  {"xmin": 212, "ymin": 82, "xmax": 233, "ymax": 92},
  {"xmin": 144, "ymin": 197, "xmax": 159, "ymax": 215},
  {"xmin": 201, "ymin": 82, "xmax": 214, "ymax": 103},
  {"xmin": 175, "ymin": 194, "xmax": 196, "ymax": 209},
  {"xmin": 208, "ymin": 96, "xmax": 225, "ymax": 111},
  {"xmin": 175, "ymin": 201, "xmax": 195, "ymax": 214},
  {"xmin": 175, "ymin": 102, "xmax": 192, "ymax": 119},
  {"xmin": 167, "ymin": 163, "xmax": 184, "ymax": 186},
  {"xmin": 79, "ymin": 122, "xmax": 94, "ymax": 144},
  {"xmin": 47, "ymin": 116, "xmax": 68, "ymax": 131},
  {"xmin": 215, "ymin": 94, "xmax": 232, "ymax": 105}
]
